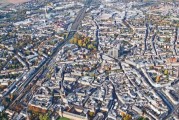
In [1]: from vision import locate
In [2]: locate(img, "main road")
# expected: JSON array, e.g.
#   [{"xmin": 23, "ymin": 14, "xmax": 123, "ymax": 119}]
[
  {"xmin": 134, "ymin": 67, "xmax": 174, "ymax": 120},
  {"xmin": 7, "ymin": 0, "xmax": 93, "ymax": 110}
]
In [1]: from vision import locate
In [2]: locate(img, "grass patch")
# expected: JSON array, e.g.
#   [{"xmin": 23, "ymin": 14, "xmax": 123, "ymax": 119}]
[{"xmin": 58, "ymin": 117, "xmax": 70, "ymax": 120}]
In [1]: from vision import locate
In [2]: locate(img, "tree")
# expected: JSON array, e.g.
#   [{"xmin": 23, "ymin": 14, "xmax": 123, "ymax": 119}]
[
  {"xmin": 88, "ymin": 111, "xmax": 95, "ymax": 117},
  {"xmin": 74, "ymin": 34, "xmax": 80, "ymax": 39},
  {"xmin": 78, "ymin": 40, "xmax": 83, "ymax": 47},
  {"xmin": 70, "ymin": 38, "xmax": 78, "ymax": 44},
  {"xmin": 9, "ymin": 94, "xmax": 14, "ymax": 101},
  {"xmin": 39, "ymin": 114, "xmax": 50, "ymax": 120},
  {"xmin": 156, "ymin": 76, "xmax": 161, "ymax": 83},
  {"xmin": 70, "ymin": 39, "xmax": 74, "ymax": 44},
  {"xmin": 46, "ymin": 73, "xmax": 51, "ymax": 79},
  {"xmin": 84, "ymin": 37, "xmax": 90, "ymax": 44},
  {"xmin": 73, "ymin": 38, "xmax": 78, "ymax": 44},
  {"xmin": 87, "ymin": 44, "xmax": 93, "ymax": 49},
  {"xmin": 0, "ymin": 111, "xmax": 8, "ymax": 120},
  {"xmin": 137, "ymin": 117, "xmax": 149, "ymax": 120},
  {"xmin": 123, "ymin": 114, "xmax": 132, "ymax": 120},
  {"xmin": 82, "ymin": 43, "xmax": 86, "ymax": 47},
  {"xmin": 164, "ymin": 69, "xmax": 168, "ymax": 75},
  {"xmin": 58, "ymin": 117, "xmax": 70, "ymax": 120},
  {"xmin": 93, "ymin": 47, "xmax": 97, "ymax": 51}
]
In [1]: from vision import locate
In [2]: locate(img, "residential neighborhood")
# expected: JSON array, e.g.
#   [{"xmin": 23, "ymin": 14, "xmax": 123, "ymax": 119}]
[{"xmin": 0, "ymin": 0, "xmax": 179, "ymax": 120}]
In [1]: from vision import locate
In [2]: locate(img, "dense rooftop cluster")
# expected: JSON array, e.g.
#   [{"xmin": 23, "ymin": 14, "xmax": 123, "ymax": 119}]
[{"xmin": 0, "ymin": 0, "xmax": 179, "ymax": 120}]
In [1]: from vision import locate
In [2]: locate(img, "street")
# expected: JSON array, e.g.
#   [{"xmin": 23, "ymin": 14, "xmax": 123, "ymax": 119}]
[{"xmin": 6, "ymin": 0, "xmax": 93, "ymax": 110}]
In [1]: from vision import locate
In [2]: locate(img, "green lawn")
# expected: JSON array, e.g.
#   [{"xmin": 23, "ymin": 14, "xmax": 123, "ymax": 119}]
[{"xmin": 58, "ymin": 117, "xmax": 70, "ymax": 120}]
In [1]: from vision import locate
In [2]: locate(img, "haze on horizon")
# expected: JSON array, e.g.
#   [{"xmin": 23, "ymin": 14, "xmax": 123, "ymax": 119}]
[{"xmin": 0, "ymin": 0, "xmax": 30, "ymax": 4}]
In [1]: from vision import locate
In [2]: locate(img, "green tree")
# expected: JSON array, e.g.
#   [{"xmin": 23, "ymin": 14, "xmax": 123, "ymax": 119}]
[
  {"xmin": 87, "ymin": 44, "xmax": 94, "ymax": 50},
  {"xmin": 0, "ymin": 111, "xmax": 9, "ymax": 120},
  {"xmin": 39, "ymin": 114, "xmax": 50, "ymax": 120},
  {"xmin": 164, "ymin": 70, "xmax": 168, "ymax": 75},
  {"xmin": 137, "ymin": 117, "xmax": 149, "ymax": 120},
  {"xmin": 46, "ymin": 73, "xmax": 51, "ymax": 79},
  {"xmin": 82, "ymin": 43, "xmax": 86, "ymax": 47},
  {"xmin": 88, "ymin": 111, "xmax": 95, "ymax": 117},
  {"xmin": 58, "ymin": 117, "xmax": 70, "ymax": 120}
]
